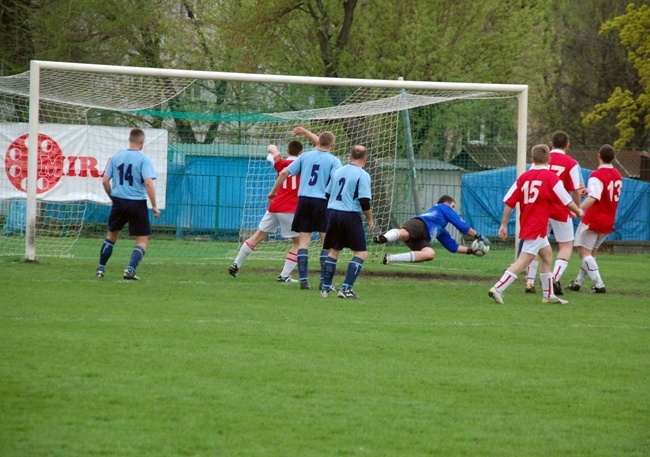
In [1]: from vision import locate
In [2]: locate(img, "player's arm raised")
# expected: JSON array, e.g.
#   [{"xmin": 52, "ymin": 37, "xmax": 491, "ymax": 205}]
[
  {"xmin": 267, "ymin": 144, "xmax": 282, "ymax": 164},
  {"xmin": 293, "ymin": 126, "xmax": 319, "ymax": 146}
]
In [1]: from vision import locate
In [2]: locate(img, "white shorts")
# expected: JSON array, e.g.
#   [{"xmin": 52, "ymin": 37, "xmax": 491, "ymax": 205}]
[
  {"xmin": 258, "ymin": 211, "xmax": 298, "ymax": 238},
  {"xmin": 521, "ymin": 236, "xmax": 550, "ymax": 256},
  {"xmin": 548, "ymin": 218, "xmax": 574, "ymax": 243},
  {"xmin": 574, "ymin": 222, "xmax": 608, "ymax": 250}
]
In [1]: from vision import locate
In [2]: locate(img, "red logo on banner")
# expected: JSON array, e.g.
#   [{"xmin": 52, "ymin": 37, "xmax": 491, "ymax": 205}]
[
  {"xmin": 5, "ymin": 133, "xmax": 64, "ymax": 193},
  {"xmin": 4, "ymin": 133, "xmax": 102, "ymax": 194}
]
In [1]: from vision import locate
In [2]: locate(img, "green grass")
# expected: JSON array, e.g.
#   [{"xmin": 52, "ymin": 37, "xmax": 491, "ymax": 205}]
[{"xmin": 1, "ymin": 248, "xmax": 649, "ymax": 456}]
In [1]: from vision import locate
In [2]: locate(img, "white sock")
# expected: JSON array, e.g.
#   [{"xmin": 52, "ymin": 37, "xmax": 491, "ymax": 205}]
[
  {"xmin": 390, "ymin": 251, "xmax": 415, "ymax": 263},
  {"xmin": 526, "ymin": 260, "xmax": 539, "ymax": 285},
  {"xmin": 280, "ymin": 251, "xmax": 298, "ymax": 277},
  {"xmin": 540, "ymin": 272, "xmax": 553, "ymax": 298},
  {"xmin": 494, "ymin": 270, "xmax": 517, "ymax": 294},
  {"xmin": 583, "ymin": 255, "xmax": 604, "ymax": 288},
  {"xmin": 553, "ymin": 259, "xmax": 569, "ymax": 282},
  {"xmin": 574, "ymin": 264, "xmax": 587, "ymax": 285},
  {"xmin": 384, "ymin": 229, "xmax": 401, "ymax": 242},
  {"xmin": 234, "ymin": 241, "xmax": 254, "ymax": 267}
]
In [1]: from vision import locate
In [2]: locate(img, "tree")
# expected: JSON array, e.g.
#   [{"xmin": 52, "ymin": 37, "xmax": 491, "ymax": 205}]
[
  {"xmin": 530, "ymin": 0, "xmax": 638, "ymax": 146},
  {"xmin": 0, "ymin": 0, "xmax": 562, "ymax": 150},
  {"xmin": 227, "ymin": 0, "xmax": 554, "ymax": 156},
  {"xmin": 582, "ymin": 3, "xmax": 650, "ymax": 148},
  {"xmin": 0, "ymin": 0, "xmax": 35, "ymax": 75}
]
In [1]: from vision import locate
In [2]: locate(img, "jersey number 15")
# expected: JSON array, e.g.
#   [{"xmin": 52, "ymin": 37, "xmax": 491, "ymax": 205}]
[{"xmin": 522, "ymin": 180, "xmax": 542, "ymax": 204}]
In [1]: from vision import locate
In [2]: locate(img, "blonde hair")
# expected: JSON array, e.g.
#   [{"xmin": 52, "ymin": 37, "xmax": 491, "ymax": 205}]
[
  {"xmin": 531, "ymin": 144, "xmax": 550, "ymax": 164},
  {"xmin": 318, "ymin": 131, "xmax": 335, "ymax": 148}
]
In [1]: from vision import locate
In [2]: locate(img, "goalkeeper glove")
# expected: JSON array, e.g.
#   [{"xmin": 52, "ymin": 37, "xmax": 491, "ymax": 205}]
[{"xmin": 474, "ymin": 232, "xmax": 490, "ymax": 245}]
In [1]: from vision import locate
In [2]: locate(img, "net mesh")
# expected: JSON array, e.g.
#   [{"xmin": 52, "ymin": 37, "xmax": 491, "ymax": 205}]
[
  {"xmin": 0, "ymin": 66, "xmax": 522, "ymax": 266},
  {"xmin": 230, "ymin": 88, "xmax": 518, "ymax": 262}
]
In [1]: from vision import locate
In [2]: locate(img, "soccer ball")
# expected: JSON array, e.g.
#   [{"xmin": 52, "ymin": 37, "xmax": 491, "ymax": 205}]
[{"xmin": 471, "ymin": 239, "xmax": 490, "ymax": 256}]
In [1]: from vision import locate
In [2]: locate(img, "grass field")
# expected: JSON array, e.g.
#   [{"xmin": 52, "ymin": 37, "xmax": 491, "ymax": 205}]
[{"xmin": 1, "ymin": 241, "xmax": 649, "ymax": 456}]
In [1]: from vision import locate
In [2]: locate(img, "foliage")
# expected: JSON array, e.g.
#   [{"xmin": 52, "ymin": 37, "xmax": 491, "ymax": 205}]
[
  {"xmin": 2, "ymin": 1, "xmax": 648, "ymax": 148},
  {"xmin": 530, "ymin": 0, "xmax": 633, "ymax": 145},
  {"xmin": 582, "ymin": 3, "xmax": 650, "ymax": 148}
]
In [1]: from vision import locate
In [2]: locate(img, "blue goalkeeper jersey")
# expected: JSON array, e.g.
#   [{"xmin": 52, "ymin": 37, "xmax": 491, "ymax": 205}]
[
  {"xmin": 326, "ymin": 163, "xmax": 372, "ymax": 213},
  {"xmin": 415, "ymin": 203, "xmax": 471, "ymax": 242},
  {"xmin": 104, "ymin": 149, "xmax": 157, "ymax": 201},
  {"xmin": 287, "ymin": 149, "xmax": 342, "ymax": 200}
]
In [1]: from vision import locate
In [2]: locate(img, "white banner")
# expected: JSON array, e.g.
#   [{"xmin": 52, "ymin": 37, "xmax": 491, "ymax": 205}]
[{"xmin": 0, "ymin": 123, "xmax": 167, "ymax": 208}]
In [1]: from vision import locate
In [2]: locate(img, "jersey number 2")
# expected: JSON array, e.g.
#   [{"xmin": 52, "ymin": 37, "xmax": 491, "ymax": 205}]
[{"xmin": 335, "ymin": 177, "xmax": 346, "ymax": 201}]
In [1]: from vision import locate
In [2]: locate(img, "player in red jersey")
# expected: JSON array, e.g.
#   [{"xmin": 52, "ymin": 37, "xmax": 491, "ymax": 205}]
[
  {"xmin": 524, "ymin": 131, "xmax": 582, "ymax": 296},
  {"xmin": 229, "ymin": 131, "xmax": 307, "ymax": 282},
  {"xmin": 489, "ymin": 144, "xmax": 583, "ymax": 305},
  {"xmin": 568, "ymin": 144, "xmax": 623, "ymax": 294}
]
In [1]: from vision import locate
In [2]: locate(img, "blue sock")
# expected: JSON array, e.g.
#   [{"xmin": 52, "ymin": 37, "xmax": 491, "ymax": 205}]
[
  {"xmin": 320, "ymin": 249, "xmax": 329, "ymax": 285},
  {"xmin": 98, "ymin": 238, "xmax": 114, "ymax": 270},
  {"xmin": 297, "ymin": 248, "xmax": 309, "ymax": 282},
  {"xmin": 322, "ymin": 256, "xmax": 337, "ymax": 290},
  {"xmin": 126, "ymin": 246, "xmax": 145, "ymax": 273},
  {"xmin": 342, "ymin": 256, "xmax": 364, "ymax": 291}
]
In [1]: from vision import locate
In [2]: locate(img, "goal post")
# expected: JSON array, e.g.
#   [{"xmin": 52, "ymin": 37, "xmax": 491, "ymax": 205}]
[{"xmin": 0, "ymin": 60, "xmax": 528, "ymax": 263}]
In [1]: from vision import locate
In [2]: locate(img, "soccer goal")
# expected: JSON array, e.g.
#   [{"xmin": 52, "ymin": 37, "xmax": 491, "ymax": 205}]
[{"xmin": 0, "ymin": 61, "xmax": 527, "ymax": 263}]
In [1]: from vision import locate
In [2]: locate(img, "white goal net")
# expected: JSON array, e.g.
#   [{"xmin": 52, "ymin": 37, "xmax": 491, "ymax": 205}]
[
  {"xmin": 0, "ymin": 61, "xmax": 527, "ymax": 264},
  {"xmin": 235, "ymin": 88, "xmax": 522, "ymax": 263}
]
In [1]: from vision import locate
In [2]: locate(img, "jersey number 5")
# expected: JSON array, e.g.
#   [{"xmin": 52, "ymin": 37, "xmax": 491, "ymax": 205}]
[{"xmin": 308, "ymin": 164, "xmax": 320, "ymax": 186}]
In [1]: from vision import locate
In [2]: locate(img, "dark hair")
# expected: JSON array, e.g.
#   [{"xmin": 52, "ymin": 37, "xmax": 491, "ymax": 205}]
[
  {"xmin": 350, "ymin": 145, "xmax": 367, "ymax": 160},
  {"xmin": 437, "ymin": 195, "xmax": 455, "ymax": 205},
  {"xmin": 551, "ymin": 131, "xmax": 569, "ymax": 149},
  {"xmin": 598, "ymin": 144, "xmax": 616, "ymax": 163},
  {"xmin": 287, "ymin": 140, "xmax": 303, "ymax": 157}
]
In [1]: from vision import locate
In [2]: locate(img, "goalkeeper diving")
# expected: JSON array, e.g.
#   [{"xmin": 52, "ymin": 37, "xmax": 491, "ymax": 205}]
[{"xmin": 374, "ymin": 195, "xmax": 490, "ymax": 264}]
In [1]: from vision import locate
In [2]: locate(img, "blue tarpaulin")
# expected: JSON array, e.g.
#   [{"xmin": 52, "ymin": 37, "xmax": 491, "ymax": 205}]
[
  {"xmin": 461, "ymin": 166, "xmax": 650, "ymax": 241},
  {"xmin": 5, "ymin": 160, "xmax": 648, "ymax": 241}
]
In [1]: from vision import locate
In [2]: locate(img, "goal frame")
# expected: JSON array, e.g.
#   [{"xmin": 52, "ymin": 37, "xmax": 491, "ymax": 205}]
[{"xmin": 24, "ymin": 59, "xmax": 528, "ymax": 261}]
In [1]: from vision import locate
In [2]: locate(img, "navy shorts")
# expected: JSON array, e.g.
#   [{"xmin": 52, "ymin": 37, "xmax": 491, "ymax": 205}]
[
  {"xmin": 107, "ymin": 197, "xmax": 152, "ymax": 236},
  {"xmin": 403, "ymin": 218, "xmax": 430, "ymax": 251},
  {"xmin": 323, "ymin": 209, "xmax": 367, "ymax": 252},
  {"xmin": 292, "ymin": 197, "xmax": 329, "ymax": 233}
]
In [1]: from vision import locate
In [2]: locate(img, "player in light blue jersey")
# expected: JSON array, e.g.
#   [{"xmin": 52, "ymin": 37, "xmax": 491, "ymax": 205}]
[
  {"xmin": 320, "ymin": 145, "xmax": 373, "ymax": 299},
  {"xmin": 374, "ymin": 195, "xmax": 489, "ymax": 264},
  {"xmin": 96, "ymin": 128, "xmax": 160, "ymax": 280},
  {"xmin": 268, "ymin": 128, "xmax": 342, "ymax": 290}
]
